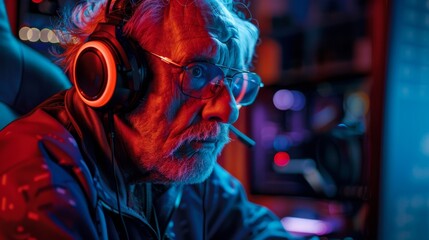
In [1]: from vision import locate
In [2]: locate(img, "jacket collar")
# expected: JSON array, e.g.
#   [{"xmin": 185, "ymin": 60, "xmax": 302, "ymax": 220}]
[{"xmin": 61, "ymin": 88, "xmax": 182, "ymax": 236}]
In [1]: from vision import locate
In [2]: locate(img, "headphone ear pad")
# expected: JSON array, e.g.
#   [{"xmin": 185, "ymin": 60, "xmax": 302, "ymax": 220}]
[{"xmin": 72, "ymin": 40, "xmax": 118, "ymax": 108}]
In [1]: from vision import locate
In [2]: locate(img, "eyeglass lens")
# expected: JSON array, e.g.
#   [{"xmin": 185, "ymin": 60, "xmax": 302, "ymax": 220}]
[{"xmin": 181, "ymin": 62, "xmax": 261, "ymax": 106}]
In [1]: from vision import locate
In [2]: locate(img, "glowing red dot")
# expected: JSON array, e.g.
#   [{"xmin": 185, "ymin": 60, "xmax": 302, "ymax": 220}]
[
  {"xmin": 32, "ymin": 0, "xmax": 43, "ymax": 3},
  {"xmin": 274, "ymin": 152, "xmax": 290, "ymax": 167}
]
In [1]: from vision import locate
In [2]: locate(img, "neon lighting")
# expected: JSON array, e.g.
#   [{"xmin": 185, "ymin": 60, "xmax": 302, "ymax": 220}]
[
  {"xmin": 274, "ymin": 152, "xmax": 290, "ymax": 167},
  {"xmin": 73, "ymin": 41, "xmax": 117, "ymax": 107},
  {"xmin": 19, "ymin": 27, "xmax": 30, "ymax": 41},
  {"xmin": 48, "ymin": 30, "xmax": 60, "ymax": 43},
  {"xmin": 56, "ymin": 187, "xmax": 66, "ymax": 194},
  {"xmin": 273, "ymin": 89, "xmax": 293, "ymax": 110},
  {"xmin": 28, "ymin": 28, "xmax": 40, "ymax": 42},
  {"xmin": 40, "ymin": 28, "xmax": 50, "ymax": 42},
  {"xmin": 19, "ymin": 27, "xmax": 60, "ymax": 43},
  {"xmin": 32, "ymin": 0, "xmax": 43, "ymax": 3},
  {"xmin": 273, "ymin": 135, "xmax": 290, "ymax": 151},
  {"xmin": 281, "ymin": 216, "xmax": 333, "ymax": 236},
  {"xmin": 290, "ymin": 90, "xmax": 306, "ymax": 111}
]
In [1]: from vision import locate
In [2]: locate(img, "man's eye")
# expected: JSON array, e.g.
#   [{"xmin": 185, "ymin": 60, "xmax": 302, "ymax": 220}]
[{"xmin": 190, "ymin": 65, "xmax": 204, "ymax": 78}]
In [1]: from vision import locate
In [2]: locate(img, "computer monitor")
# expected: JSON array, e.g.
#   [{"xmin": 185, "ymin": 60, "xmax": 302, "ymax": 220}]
[{"xmin": 369, "ymin": 0, "xmax": 429, "ymax": 238}]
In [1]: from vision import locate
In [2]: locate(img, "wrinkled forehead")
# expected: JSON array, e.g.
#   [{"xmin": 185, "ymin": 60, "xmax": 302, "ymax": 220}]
[
  {"xmin": 167, "ymin": 0, "xmax": 238, "ymax": 43},
  {"xmin": 169, "ymin": 0, "xmax": 247, "ymax": 66},
  {"xmin": 161, "ymin": 0, "xmax": 245, "ymax": 67}
]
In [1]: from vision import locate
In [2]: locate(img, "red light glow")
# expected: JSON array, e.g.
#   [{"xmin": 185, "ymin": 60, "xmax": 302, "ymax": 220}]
[
  {"xmin": 32, "ymin": 0, "xmax": 43, "ymax": 3},
  {"xmin": 274, "ymin": 152, "xmax": 290, "ymax": 167}
]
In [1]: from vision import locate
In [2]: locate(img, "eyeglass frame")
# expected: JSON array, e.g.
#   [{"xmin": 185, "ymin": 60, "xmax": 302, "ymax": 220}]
[{"xmin": 143, "ymin": 50, "xmax": 264, "ymax": 106}]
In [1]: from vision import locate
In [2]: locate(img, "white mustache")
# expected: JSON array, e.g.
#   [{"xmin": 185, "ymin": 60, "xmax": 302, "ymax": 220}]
[
  {"xmin": 172, "ymin": 123, "xmax": 231, "ymax": 154},
  {"xmin": 184, "ymin": 123, "xmax": 228, "ymax": 142}
]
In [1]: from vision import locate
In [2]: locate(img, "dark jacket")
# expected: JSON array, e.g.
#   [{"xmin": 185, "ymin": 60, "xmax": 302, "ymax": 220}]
[{"xmin": 0, "ymin": 88, "xmax": 291, "ymax": 239}]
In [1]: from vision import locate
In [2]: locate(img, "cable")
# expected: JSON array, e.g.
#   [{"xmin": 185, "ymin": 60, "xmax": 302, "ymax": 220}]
[
  {"xmin": 105, "ymin": 0, "xmax": 112, "ymax": 19},
  {"xmin": 108, "ymin": 111, "xmax": 130, "ymax": 240},
  {"xmin": 102, "ymin": 1, "xmax": 128, "ymax": 238},
  {"xmin": 202, "ymin": 179, "xmax": 208, "ymax": 240}
]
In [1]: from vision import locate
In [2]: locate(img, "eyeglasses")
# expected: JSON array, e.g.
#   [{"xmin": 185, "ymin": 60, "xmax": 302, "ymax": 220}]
[{"xmin": 145, "ymin": 50, "xmax": 263, "ymax": 106}]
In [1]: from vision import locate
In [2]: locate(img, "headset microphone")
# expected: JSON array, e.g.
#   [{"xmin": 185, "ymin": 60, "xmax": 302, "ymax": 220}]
[{"xmin": 229, "ymin": 125, "xmax": 255, "ymax": 147}]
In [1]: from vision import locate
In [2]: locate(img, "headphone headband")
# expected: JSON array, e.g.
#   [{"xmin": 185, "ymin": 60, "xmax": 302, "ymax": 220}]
[{"xmin": 106, "ymin": 0, "xmax": 138, "ymax": 23}]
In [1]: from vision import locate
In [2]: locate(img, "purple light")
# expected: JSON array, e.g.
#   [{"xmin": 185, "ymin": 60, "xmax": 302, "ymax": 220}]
[
  {"xmin": 273, "ymin": 89, "xmax": 306, "ymax": 111},
  {"xmin": 260, "ymin": 124, "xmax": 279, "ymax": 148},
  {"xmin": 290, "ymin": 90, "xmax": 306, "ymax": 111},
  {"xmin": 273, "ymin": 89, "xmax": 294, "ymax": 110},
  {"xmin": 281, "ymin": 216, "xmax": 333, "ymax": 236}
]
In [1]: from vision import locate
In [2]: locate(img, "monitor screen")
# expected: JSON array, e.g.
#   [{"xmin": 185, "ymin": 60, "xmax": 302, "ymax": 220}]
[{"xmin": 371, "ymin": 0, "xmax": 429, "ymax": 238}]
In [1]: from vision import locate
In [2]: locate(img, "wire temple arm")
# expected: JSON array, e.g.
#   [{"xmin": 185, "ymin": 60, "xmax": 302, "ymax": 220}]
[{"xmin": 229, "ymin": 125, "xmax": 255, "ymax": 148}]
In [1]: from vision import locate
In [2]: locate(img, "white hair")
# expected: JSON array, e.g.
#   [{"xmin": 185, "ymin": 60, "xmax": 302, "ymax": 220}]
[{"xmin": 57, "ymin": 0, "xmax": 259, "ymax": 72}]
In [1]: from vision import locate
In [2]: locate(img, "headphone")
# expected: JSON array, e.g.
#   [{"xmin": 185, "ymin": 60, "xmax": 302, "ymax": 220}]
[{"xmin": 71, "ymin": 0, "xmax": 147, "ymax": 111}]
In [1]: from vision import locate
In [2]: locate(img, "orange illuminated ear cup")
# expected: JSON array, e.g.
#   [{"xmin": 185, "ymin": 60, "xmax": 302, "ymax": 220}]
[{"xmin": 72, "ymin": 41, "xmax": 117, "ymax": 108}]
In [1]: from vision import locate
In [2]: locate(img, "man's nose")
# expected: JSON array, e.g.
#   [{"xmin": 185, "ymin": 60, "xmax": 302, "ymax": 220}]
[{"xmin": 201, "ymin": 86, "xmax": 239, "ymax": 124}]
